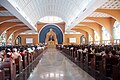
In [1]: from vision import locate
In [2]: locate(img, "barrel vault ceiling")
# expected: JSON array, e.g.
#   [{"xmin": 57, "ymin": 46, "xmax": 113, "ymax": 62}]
[{"xmin": 0, "ymin": 0, "xmax": 120, "ymax": 33}]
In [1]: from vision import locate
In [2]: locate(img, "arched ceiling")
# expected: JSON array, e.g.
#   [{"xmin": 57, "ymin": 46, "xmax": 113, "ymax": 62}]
[
  {"xmin": 100, "ymin": 0, "xmax": 120, "ymax": 9},
  {"xmin": 0, "ymin": 3, "xmax": 32, "ymax": 36},
  {"xmin": 89, "ymin": 12, "xmax": 111, "ymax": 17},
  {"xmin": 79, "ymin": 0, "xmax": 120, "ymax": 27},
  {"xmin": 0, "ymin": 0, "xmax": 108, "ymax": 31},
  {"xmin": 1, "ymin": 0, "xmax": 120, "ymax": 34}
]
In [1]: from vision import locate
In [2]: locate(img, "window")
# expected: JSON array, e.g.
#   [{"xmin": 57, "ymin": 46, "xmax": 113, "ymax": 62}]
[
  {"xmin": 102, "ymin": 27, "xmax": 110, "ymax": 40},
  {"xmin": 39, "ymin": 16, "xmax": 63, "ymax": 23},
  {"xmin": 94, "ymin": 31, "xmax": 100, "ymax": 41},
  {"xmin": 113, "ymin": 21, "xmax": 120, "ymax": 39},
  {"xmin": 26, "ymin": 38, "xmax": 33, "ymax": 44},
  {"xmin": 89, "ymin": 34, "xmax": 93, "ymax": 41},
  {"xmin": 69, "ymin": 38, "xmax": 76, "ymax": 43}
]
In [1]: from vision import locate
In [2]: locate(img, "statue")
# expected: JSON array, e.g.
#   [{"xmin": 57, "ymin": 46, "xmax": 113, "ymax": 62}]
[{"xmin": 45, "ymin": 29, "xmax": 58, "ymax": 45}]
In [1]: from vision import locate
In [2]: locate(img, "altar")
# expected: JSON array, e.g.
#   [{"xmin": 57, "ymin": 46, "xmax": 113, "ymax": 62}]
[
  {"xmin": 45, "ymin": 29, "xmax": 58, "ymax": 48},
  {"xmin": 48, "ymin": 41, "xmax": 56, "ymax": 48}
]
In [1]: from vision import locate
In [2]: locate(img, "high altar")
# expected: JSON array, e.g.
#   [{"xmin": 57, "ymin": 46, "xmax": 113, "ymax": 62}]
[{"xmin": 45, "ymin": 29, "xmax": 58, "ymax": 48}]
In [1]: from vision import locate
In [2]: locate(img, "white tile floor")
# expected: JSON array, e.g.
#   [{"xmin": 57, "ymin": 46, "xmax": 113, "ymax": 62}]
[{"xmin": 28, "ymin": 48, "xmax": 95, "ymax": 80}]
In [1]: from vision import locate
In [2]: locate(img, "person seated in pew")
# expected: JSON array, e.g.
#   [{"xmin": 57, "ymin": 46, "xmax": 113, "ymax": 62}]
[
  {"xmin": 100, "ymin": 48, "xmax": 106, "ymax": 56},
  {"xmin": 27, "ymin": 48, "xmax": 34, "ymax": 53},
  {"xmin": 77, "ymin": 48, "xmax": 83, "ymax": 53},
  {"xmin": 83, "ymin": 47, "xmax": 88, "ymax": 53},
  {"xmin": 116, "ymin": 47, "xmax": 120, "ymax": 54},
  {"xmin": 102, "ymin": 48, "xmax": 112, "ymax": 58},
  {"xmin": 32, "ymin": 47, "xmax": 35, "ymax": 51},
  {"xmin": 111, "ymin": 50, "xmax": 119, "ymax": 65},
  {"xmin": 95, "ymin": 48, "xmax": 103, "ymax": 56},
  {"xmin": 12, "ymin": 48, "xmax": 23, "ymax": 63},
  {"xmin": 19, "ymin": 48, "xmax": 26, "ymax": 56},
  {"xmin": 5, "ymin": 48, "xmax": 12, "ymax": 57},
  {"xmin": 3, "ymin": 49, "xmax": 13, "ymax": 62}
]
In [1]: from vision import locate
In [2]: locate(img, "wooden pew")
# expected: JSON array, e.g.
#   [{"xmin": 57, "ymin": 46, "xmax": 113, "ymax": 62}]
[
  {"xmin": 81, "ymin": 52, "xmax": 87, "ymax": 63},
  {"xmin": 0, "ymin": 62, "xmax": 4, "ymax": 80},
  {"xmin": 26, "ymin": 52, "xmax": 31, "ymax": 65},
  {"xmin": 95, "ymin": 54, "xmax": 102, "ymax": 71},
  {"xmin": 15, "ymin": 56, "xmax": 23, "ymax": 74},
  {"xmin": 32, "ymin": 51, "xmax": 36, "ymax": 60},
  {"xmin": 29, "ymin": 52, "xmax": 33, "ymax": 63},
  {"xmin": 112, "ymin": 60, "xmax": 120, "ymax": 80},
  {"xmin": 85, "ymin": 53, "xmax": 95, "ymax": 68},
  {"xmin": 34, "ymin": 49, "xmax": 38, "ymax": 58},
  {"xmin": 77, "ymin": 50, "xmax": 82, "ymax": 61},
  {"xmin": 22, "ymin": 53, "xmax": 27, "ymax": 69},
  {"xmin": 3, "ymin": 58, "xmax": 16, "ymax": 80},
  {"xmin": 73, "ymin": 48, "xmax": 78, "ymax": 61},
  {"xmin": 99, "ymin": 56, "xmax": 119, "ymax": 77}
]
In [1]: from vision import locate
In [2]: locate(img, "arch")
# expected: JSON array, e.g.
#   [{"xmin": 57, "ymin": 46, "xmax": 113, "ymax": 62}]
[
  {"xmin": 80, "ymin": 35, "xmax": 86, "ymax": 44},
  {"xmin": 72, "ymin": 29, "xmax": 88, "ymax": 38},
  {"xmin": 0, "ymin": 16, "xmax": 17, "ymax": 24},
  {"xmin": 95, "ymin": 9, "xmax": 120, "ymax": 21},
  {"xmin": 86, "ymin": 17, "xmax": 115, "ymax": 38},
  {"xmin": 6, "ymin": 26, "xmax": 27, "ymax": 41},
  {"xmin": 15, "ymin": 36, "xmax": 22, "ymax": 45},
  {"xmin": 13, "ymin": 29, "xmax": 30, "ymax": 44},
  {"xmin": 72, "ymin": 26, "xmax": 94, "ymax": 39},
  {"xmin": 79, "ymin": 22, "xmax": 102, "ymax": 36},
  {"xmin": 39, "ymin": 24, "xmax": 63, "ymax": 44},
  {"xmin": 0, "ymin": 22, "xmax": 23, "ymax": 35},
  {"xmin": 39, "ymin": 23, "xmax": 63, "ymax": 34}
]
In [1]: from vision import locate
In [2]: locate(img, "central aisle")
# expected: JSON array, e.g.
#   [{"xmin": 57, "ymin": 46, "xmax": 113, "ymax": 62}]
[{"xmin": 28, "ymin": 48, "xmax": 95, "ymax": 80}]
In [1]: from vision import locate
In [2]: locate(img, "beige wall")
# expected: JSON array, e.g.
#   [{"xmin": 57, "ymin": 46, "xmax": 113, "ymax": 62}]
[
  {"xmin": 37, "ymin": 22, "xmax": 65, "ymax": 33},
  {"xmin": 64, "ymin": 34, "xmax": 82, "ymax": 45},
  {"xmin": 19, "ymin": 23, "xmax": 83, "ymax": 45},
  {"xmin": 19, "ymin": 34, "xmax": 83, "ymax": 45},
  {"xmin": 19, "ymin": 34, "xmax": 38, "ymax": 45}
]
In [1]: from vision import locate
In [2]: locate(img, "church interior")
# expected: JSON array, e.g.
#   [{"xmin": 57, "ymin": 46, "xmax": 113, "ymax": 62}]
[{"xmin": 0, "ymin": 0, "xmax": 120, "ymax": 80}]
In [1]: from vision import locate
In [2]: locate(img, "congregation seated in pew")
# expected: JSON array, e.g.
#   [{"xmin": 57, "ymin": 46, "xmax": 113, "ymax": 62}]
[
  {"xmin": 0, "ymin": 45, "xmax": 46, "ymax": 80},
  {"xmin": 56, "ymin": 44, "xmax": 120, "ymax": 80}
]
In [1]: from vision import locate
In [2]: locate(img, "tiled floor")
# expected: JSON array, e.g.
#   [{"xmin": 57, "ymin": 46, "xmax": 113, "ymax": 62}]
[{"xmin": 27, "ymin": 48, "xmax": 95, "ymax": 80}]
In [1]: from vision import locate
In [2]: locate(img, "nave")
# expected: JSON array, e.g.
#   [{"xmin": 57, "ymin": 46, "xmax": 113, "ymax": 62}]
[
  {"xmin": 28, "ymin": 48, "xmax": 95, "ymax": 80},
  {"xmin": 0, "ymin": 0, "xmax": 120, "ymax": 80}
]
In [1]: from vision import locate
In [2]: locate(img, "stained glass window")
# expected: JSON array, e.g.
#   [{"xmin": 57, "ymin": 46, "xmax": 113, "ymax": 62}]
[
  {"xmin": 94, "ymin": 31, "xmax": 100, "ymax": 41},
  {"xmin": 113, "ymin": 21, "xmax": 120, "ymax": 39},
  {"xmin": 0, "ymin": 31, "xmax": 6, "ymax": 46},
  {"xmin": 8, "ymin": 34, "xmax": 13, "ymax": 45},
  {"xmin": 89, "ymin": 34, "xmax": 93, "ymax": 41},
  {"xmin": 102, "ymin": 27, "xmax": 110, "ymax": 40}
]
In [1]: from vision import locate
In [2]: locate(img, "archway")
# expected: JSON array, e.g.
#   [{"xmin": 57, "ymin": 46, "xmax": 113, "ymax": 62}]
[
  {"xmin": 39, "ymin": 24, "xmax": 63, "ymax": 44},
  {"xmin": 80, "ymin": 35, "xmax": 86, "ymax": 44},
  {"xmin": 15, "ymin": 36, "xmax": 21, "ymax": 45}
]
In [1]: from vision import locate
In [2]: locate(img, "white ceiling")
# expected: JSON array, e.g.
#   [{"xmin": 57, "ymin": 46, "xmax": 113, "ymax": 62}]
[
  {"xmin": 15, "ymin": 24, "xmax": 26, "ymax": 26},
  {"xmin": 0, "ymin": 0, "xmax": 110, "ymax": 31},
  {"xmin": 5, "ymin": 19, "xmax": 22, "ymax": 22},
  {"xmin": 89, "ymin": 0, "xmax": 120, "ymax": 18},
  {"xmin": 89, "ymin": 12, "xmax": 111, "ymax": 17},
  {"xmin": 100, "ymin": 0, "xmax": 120, "ymax": 9},
  {"xmin": 81, "ymin": 19, "xmax": 96, "ymax": 22},
  {"xmin": 13, "ymin": 0, "xmax": 89, "ymax": 24},
  {"xmin": 0, "ymin": 11, "xmax": 13, "ymax": 16},
  {"xmin": 0, "ymin": 5, "xmax": 25, "ymax": 25},
  {"xmin": 2, "ymin": 0, "xmax": 107, "ymax": 31}
]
